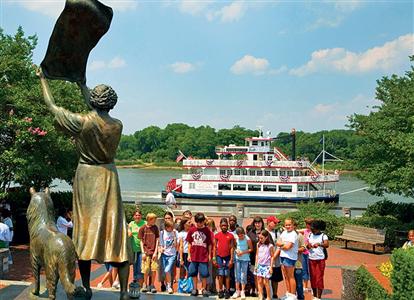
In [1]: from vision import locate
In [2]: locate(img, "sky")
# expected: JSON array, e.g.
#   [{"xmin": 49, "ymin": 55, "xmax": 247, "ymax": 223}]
[{"xmin": 1, "ymin": 0, "xmax": 413, "ymax": 135}]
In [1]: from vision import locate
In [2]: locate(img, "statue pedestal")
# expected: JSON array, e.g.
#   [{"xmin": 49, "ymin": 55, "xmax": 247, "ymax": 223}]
[{"xmin": 14, "ymin": 276, "xmax": 123, "ymax": 300}]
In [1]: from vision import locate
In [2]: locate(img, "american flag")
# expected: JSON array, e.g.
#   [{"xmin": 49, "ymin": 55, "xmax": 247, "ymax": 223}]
[{"xmin": 176, "ymin": 150, "xmax": 186, "ymax": 162}]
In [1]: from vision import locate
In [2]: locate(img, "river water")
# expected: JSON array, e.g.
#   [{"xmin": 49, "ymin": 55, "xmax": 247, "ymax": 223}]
[{"xmin": 54, "ymin": 168, "xmax": 413, "ymax": 212}]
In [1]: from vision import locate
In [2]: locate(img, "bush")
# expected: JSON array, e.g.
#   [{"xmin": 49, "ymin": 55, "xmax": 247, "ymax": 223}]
[
  {"xmin": 364, "ymin": 199, "xmax": 414, "ymax": 223},
  {"xmin": 124, "ymin": 203, "xmax": 166, "ymax": 223},
  {"xmin": 355, "ymin": 266, "xmax": 391, "ymax": 300},
  {"xmin": 391, "ymin": 248, "xmax": 414, "ymax": 299},
  {"xmin": 276, "ymin": 201, "xmax": 350, "ymax": 239}
]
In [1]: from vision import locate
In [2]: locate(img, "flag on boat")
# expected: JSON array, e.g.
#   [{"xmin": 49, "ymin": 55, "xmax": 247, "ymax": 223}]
[{"xmin": 176, "ymin": 150, "xmax": 186, "ymax": 162}]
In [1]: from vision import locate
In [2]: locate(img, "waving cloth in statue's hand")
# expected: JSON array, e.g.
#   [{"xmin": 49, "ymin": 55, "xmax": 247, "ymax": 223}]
[{"xmin": 41, "ymin": 0, "xmax": 113, "ymax": 83}]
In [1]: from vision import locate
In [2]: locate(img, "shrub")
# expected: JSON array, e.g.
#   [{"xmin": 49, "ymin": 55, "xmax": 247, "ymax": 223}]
[
  {"xmin": 391, "ymin": 248, "xmax": 414, "ymax": 300},
  {"xmin": 124, "ymin": 203, "xmax": 166, "ymax": 222},
  {"xmin": 276, "ymin": 201, "xmax": 350, "ymax": 239},
  {"xmin": 364, "ymin": 199, "xmax": 414, "ymax": 223},
  {"xmin": 355, "ymin": 266, "xmax": 391, "ymax": 300}
]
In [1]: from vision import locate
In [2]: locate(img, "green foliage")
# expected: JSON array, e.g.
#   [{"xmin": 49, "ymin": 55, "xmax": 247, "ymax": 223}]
[
  {"xmin": 124, "ymin": 203, "xmax": 166, "ymax": 223},
  {"xmin": 391, "ymin": 248, "xmax": 414, "ymax": 299},
  {"xmin": 355, "ymin": 266, "xmax": 391, "ymax": 300},
  {"xmin": 350, "ymin": 57, "xmax": 414, "ymax": 197},
  {"xmin": 117, "ymin": 124, "xmax": 257, "ymax": 162},
  {"xmin": 0, "ymin": 27, "xmax": 87, "ymax": 193},
  {"xmin": 276, "ymin": 202, "xmax": 348, "ymax": 239},
  {"xmin": 364, "ymin": 199, "xmax": 414, "ymax": 223}
]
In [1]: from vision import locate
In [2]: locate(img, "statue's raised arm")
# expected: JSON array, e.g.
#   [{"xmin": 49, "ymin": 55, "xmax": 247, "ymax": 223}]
[
  {"xmin": 36, "ymin": 67, "xmax": 59, "ymax": 114},
  {"xmin": 77, "ymin": 82, "xmax": 93, "ymax": 110}
]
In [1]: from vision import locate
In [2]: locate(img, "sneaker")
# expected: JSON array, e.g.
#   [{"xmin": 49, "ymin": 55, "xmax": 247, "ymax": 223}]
[
  {"xmin": 150, "ymin": 285, "xmax": 157, "ymax": 293},
  {"xmin": 224, "ymin": 290, "xmax": 231, "ymax": 299},
  {"xmin": 140, "ymin": 286, "xmax": 148, "ymax": 293},
  {"xmin": 218, "ymin": 290, "xmax": 225, "ymax": 298},
  {"xmin": 240, "ymin": 291, "xmax": 246, "ymax": 299},
  {"xmin": 161, "ymin": 283, "xmax": 166, "ymax": 292},
  {"xmin": 191, "ymin": 289, "xmax": 199, "ymax": 297},
  {"xmin": 97, "ymin": 282, "xmax": 103, "ymax": 288},
  {"xmin": 168, "ymin": 287, "xmax": 173, "ymax": 294},
  {"xmin": 203, "ymin": 289, "xmax": 210, "ymax": 297},
  {"xmin": 231, "ymin": 291, "xmax": 240, "ymax": 299},
  {"xmin": 112, "ymin": 281, "xmax": 120, "ymax": 289}
]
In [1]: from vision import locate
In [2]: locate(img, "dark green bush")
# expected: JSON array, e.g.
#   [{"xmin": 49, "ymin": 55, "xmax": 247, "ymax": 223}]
[
  {"xmin": 124, "ymin": 203, "xmax": 166, "ymax": 223},
  {"xmin": 391, "ymin": 248, "xmax": 414, "ymax": 299},
  {"xmin": 276, "ymin": 201, "xmax": 350, "ymax": 239},
  {"xmin": 355, "ymin": 266, "xmax": 391, "ymax": 300},
  {"xmin": 364, "ymin": 199, "xmax": 414, "ymax": 223}
]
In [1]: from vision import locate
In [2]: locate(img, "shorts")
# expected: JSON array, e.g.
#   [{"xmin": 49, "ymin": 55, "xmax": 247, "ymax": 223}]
[
  {"xmin": 281, "ymin": 257, "xmax": 296, "ymax": 267},
  {"xmin": 141, "ymin": 255, "xmax": 159, "ymax": 274},
  {"xmin": 188, "ymin": 261, "xmax": 209, "ymax": 278},
  {"xmin": 254, "ymin": 264, "xmax": 271, "ymax": 279},
  {"xmin": 270, "ymin": 266, "xmax": 283, "ymax": 282},
  {"xmin": 302, "ymin": 253, "xmax": 310, "ymax": 281},
  {"xmin": 216, "ymin": 255, "xmax": 231, "ymax": 277},
  {"xmin": 161, "ymin": 253, "xmax": 176, "ymax": 274},
  {"xmin": 104, "ymin": 263, "xmax": 112, "ymax": 272}
]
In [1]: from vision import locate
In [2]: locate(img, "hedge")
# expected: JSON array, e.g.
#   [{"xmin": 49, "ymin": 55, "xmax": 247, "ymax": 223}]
[
  {"xmin": 391, "ymin": 248, "xmax": 414, "ymax": 299},
  {"xmin": 355, "ymin": 266, "xmax": 391, "ymax": 300}
]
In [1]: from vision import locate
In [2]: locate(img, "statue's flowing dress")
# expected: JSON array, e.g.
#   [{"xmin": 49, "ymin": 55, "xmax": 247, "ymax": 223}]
[{"xmin": 54, "ymin": 107, "xmax": 131, "ymax": 263}]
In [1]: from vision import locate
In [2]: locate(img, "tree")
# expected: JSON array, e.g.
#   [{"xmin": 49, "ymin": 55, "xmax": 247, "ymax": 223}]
[
  {"xmin": 350, "ymin": 57, "xmax": 414, "ymax": 197},
  {"xmin": 0, "ymin": 27, "xmax": 87, "ymax": 195}
]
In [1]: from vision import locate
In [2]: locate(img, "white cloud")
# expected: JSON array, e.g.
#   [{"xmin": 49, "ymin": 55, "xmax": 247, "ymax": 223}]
[
  {"xmin": 334, "ymin": 0, "xmax": 363, "ymax": 12},
  {"xmin": 290, "ymin": 34, "xmax": 414, "ymax": 76},
  {"xmin": 230, "ymin": 55, "xmax": 270, "ymax": 75},
  {"xmin": 170, "ymin": 62, "xmax": 196, "ymax": 74},
  {"xmin": 179, "ymin": 0, "xmax": 213, "ymax": 16},
  {"xmin": 207, "ymin": 1, "xmax": 247, "ymax": 23},
  {"xmin": 108, "ymin": 56, "xmax": 126, "ymax": 68},
  {"xmin": 7, "ymin": 0, "xmax": 136, "ymax": 18},
  {"xmin": 88, "ymin": 56, "xmax": 127, "ymax": 71}
]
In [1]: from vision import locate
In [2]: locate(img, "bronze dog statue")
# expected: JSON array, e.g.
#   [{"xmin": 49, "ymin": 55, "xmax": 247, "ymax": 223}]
[{"xmin": 27, "ymin": 188, "xmax": 85, "ymax": 299}]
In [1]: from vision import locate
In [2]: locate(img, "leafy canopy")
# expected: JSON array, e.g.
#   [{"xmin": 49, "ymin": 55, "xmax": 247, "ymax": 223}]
[
  {"xmin": 350, "ymin": 57, "xmax": 414, "ymax": 197},
  {"xmin": 0, "ymin": 27, "xmax": 87, "ymax": 195}
]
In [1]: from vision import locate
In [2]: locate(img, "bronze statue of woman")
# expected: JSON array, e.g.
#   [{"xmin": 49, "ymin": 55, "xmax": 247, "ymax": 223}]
[{"xmin": 37, "ymin": 68, "xmax": 131, "ymax": 300}]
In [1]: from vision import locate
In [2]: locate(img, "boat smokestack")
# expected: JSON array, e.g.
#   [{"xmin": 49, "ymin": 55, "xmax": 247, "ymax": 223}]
[{"xmin": 291, "ymin": 128, "xmax": 296, "ymax": 161}]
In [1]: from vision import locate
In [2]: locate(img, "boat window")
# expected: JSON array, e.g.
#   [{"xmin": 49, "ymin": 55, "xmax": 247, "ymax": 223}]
[
  {"xmin": 263, "ymin": 185, "xmax": 277, "ymax": 192},
  {"xmin": 265, "ymin": 170, "xmax": 271, "ymax": 176},
  {"xmin": 242, "ymin": 169, "xmax": 248, "ymax": 175},
  {"xmin": 261, "ymin": 142, "xmax": 264, "ymax": 146},
  {"xmin": 280, "ymin": 170, "xmax": 287, "ymax": 176},
  {"xmin": 219, "ymin": 184, "xmax": 231, "ymax": 190},
  {"xmin": 234, "ymin": 169, "xmax": 241, "ymax": 176},
  {"xmin": 233, "ymin": 184, "xmax": 246, "ymax": 191},
  {"xmin": 272, "ymin": 170, "xmax": 278, "ymax": 176},
  {"xmin": 287, "ymin": 170, "xmax": 294, "ymax": 176},
  {"xmin": 252, "ymin": 141, "xmax": 258, "ymax": 146},
  {"xmin": 189, "ymin": 183, "xmax": 195, "ymax": 189},
  {"xmin": 279, "ymin": 185, "xmax": 292, "ymax": 192},
  {"xmin": 249, "ymin": 170, "xmax": 256, "ymax": 176},
  {"xmin": 257, "ymin": 170, "xmax": 263, "ymax": 176},
  {"xmin": 267, "ymin": 156, "xmax": 273, "ymax": 160},
  {"xmin": 294, "ymin": 170, "xmax": 301, "ymax": 176},
  {"xmin": 248, "ymin": 184, "xmax": 261, "ymax": 191},
  {"xmin": 298, "ymin": 184, "xmax": 308, "ymax": 191},
  {"xmin": 227, "ymin": 170, "xmax": 233, "ymax": 175},
  {"xmin": 220, "ymin": 169, "xmax": 226, "ymax": 175}
]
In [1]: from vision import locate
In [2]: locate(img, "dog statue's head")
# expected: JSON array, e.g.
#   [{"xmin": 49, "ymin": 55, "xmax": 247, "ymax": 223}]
[{"xmin": 27, "ymin": 188, "xmax": 56, "ymax": 236}]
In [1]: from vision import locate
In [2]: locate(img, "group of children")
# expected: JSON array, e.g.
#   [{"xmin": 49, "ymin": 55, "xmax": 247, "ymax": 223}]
[{"xmin": 123, "ymin": 208, "xmax": 330, "ymax": 300}]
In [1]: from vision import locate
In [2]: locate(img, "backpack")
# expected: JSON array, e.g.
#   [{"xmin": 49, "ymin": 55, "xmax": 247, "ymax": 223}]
[{"xmin": 322, "ymin": 233, "xmax": 328, "ymax": 260}]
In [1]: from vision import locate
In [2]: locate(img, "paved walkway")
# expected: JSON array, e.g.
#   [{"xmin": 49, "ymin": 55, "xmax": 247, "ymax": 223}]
[{"xmin": 0, "ymin": 243, "xmax": 390, "ymax": 300}]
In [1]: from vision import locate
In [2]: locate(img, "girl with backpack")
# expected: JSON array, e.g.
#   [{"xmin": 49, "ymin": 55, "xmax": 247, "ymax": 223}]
[{"xmin": 306, "ymin": 220, "xmax": 329, "ymax": 300}]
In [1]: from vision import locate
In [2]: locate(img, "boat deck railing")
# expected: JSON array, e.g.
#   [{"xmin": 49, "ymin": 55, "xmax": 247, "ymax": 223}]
[
  {"xmin": 183, "ymin": 159, "xmax": 311, "ymax": 168},
  {"xmin": 182, "ymin": 174, "xmax": 339, "ymax": 183}
]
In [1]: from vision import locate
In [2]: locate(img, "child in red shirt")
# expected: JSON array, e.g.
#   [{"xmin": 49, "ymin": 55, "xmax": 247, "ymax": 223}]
[
  {"xmin": 186, "ymin": 213, "xmax": 213, "ymax": 297},
  {"xmin": 214, "ymin": 218, "xmax": 235, "ymax": 299}
]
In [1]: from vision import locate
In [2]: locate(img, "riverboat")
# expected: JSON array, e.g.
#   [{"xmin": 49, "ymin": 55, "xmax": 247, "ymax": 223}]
[{"xmin": 163, "ymin": 130, "xmax": 339, "ymax": 203}]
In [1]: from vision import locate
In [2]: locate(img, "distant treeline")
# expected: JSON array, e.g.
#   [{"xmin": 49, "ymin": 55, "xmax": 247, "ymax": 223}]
[{"xmin": 116, "ymin": 124, "xmax": 363, "ymax": 169}]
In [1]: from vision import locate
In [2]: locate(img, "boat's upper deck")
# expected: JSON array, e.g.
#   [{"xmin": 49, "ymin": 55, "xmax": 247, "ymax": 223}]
[{"xmin": 183, "ymin": 159, "xmax": 310, "ymax": 169}]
